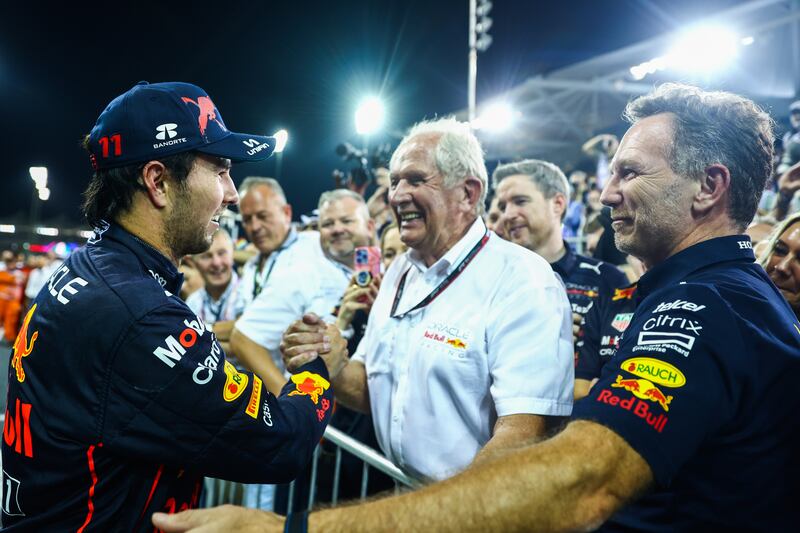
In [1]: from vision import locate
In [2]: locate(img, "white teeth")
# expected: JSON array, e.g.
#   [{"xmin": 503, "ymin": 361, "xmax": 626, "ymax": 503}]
[{"xmin": 400, "ymin": 212, "xmax": 422, "ymax": 221}]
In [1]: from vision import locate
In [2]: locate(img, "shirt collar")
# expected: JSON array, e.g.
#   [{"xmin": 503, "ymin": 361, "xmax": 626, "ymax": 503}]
[
  {"xmin": 636, "ymin": 234, "xmax": 755, "ymax": 301},
  {"xmin": 206, "ymin": 270, "xmax": 239, "ymax": 304},
  {"xmin": 94, "ymin": 222, "xmax": 184, "ymax": 295},
  {"xmin": 550, "ymin": 240, "xmax": 576, "ymax": 278},
  {"xmin": 407, "ymin": 217, "xmax": 486, "ymax": 275}
]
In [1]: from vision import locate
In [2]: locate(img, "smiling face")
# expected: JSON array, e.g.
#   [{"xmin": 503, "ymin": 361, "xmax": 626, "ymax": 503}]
[
  {"xmin": 193, "ymin": 229, "xmax": 234, "ymax": 294},
  {"xmin": 164, "ymin": 154, "xmax": 237, "ymax": 258},
  {"xmin": 388, "ymin": 134, "xmax": 473, "ymax": 264},
  {"xmin": 495, "ymin": 175, "xmax": 562, "ymax": 253},
  {"xmin": 239, "ymin": 184, "xmax": 292, "ymax": 255},
  {"xmin": 318, "ymin": 196, "xmax": 374, "ymax": 267},
  {"xmin": 486, "ymin": 196, "xmax": 506, "ymax": 239},
  {"xmin": 601, "ymin": 113, "xmax": 698, "ymax": 266},
  {"xmin": 766, "ymin": 220, "xmax": 800, "ymax": 314}
]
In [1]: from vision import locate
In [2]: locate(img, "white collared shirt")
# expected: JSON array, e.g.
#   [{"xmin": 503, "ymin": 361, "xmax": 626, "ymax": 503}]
[
  {"xmin": 236, "ymin": 241, "xmax": 352, "ymax": 373},
  {"xmin": 352, "ymin": 218, "xmax": 573, "ymax": 481},
  {"xmin": 238, "ymin": 229, "xmax": 323, "ymax": 308}
]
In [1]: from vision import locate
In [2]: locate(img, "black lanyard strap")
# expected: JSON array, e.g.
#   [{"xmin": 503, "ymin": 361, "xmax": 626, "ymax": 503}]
[
  {"xmin": 252, "ymin": 231, "xmax": 299, "ymax": 299},
  {"xmin": 390, "ymin": 231, "xmax": 490, "ymax": 319}
]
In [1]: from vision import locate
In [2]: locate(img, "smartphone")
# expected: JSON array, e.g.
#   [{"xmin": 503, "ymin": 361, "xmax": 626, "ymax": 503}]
[{"xmin": 354, "ymin": 246, "xmax": 382, "ymax": 287}]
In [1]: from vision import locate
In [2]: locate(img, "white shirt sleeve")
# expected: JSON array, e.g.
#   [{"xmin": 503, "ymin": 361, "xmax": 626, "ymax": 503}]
[{"xmin": 486, "ymin": 264, "xmax": 574, "ymax": 417}]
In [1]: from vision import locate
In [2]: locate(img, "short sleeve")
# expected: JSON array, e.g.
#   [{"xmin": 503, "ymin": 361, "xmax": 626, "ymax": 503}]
[
  {"xmin": 486, "ymin": 266, "xmax": 574, "ymax": 417},
  {"xmin": 572, "ymin": 284, "xmax": 743, "ymax": 486}
]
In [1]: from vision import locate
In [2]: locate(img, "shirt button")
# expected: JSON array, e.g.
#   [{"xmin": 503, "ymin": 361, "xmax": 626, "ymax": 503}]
[{"xmin": 393, "ymin": 415, "xmax": 399, "ymax": 422}]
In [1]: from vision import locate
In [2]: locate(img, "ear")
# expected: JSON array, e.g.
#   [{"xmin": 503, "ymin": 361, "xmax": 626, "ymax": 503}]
[
  {"xmin": 282, "ymin": 203, "xmax": 293, "ymax": 223},
  {"xmin": 693, "ymin": 164, "xmax": 731, "ymax": 216},
  {"xmin": 462, "ymin": 176, "xmax": 483, "ymax": 212},
  {"xmin": 141, "ymin": 161, "xmax": 169, "ymax": 209},
  {"xmin": 551, "ymin": 193, "xmax": 568, "ymax": 220}
]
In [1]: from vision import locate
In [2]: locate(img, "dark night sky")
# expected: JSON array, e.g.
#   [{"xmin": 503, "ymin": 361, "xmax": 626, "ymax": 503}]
[{"xmin": 1, "ymin": 0, "xmax": 746, "ymax": 229}]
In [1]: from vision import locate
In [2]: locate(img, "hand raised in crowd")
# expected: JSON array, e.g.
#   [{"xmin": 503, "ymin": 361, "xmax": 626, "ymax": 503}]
[
  {"xmin": 335, "ymin": 274, "xmax": 381, "ymax": 331},
  {"xmin": 152, "ymin": 505, "xmax": 283, "ymax": 532},
  {"xmin": 778, "ymin": 160, "xmax": 800, "ymax": 198},
  {"xmin": 280, "ymin": 313, "xmax": 349, "ymax": 378}
]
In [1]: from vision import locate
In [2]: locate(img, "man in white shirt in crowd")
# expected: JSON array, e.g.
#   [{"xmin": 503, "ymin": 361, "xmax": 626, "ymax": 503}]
[
  {"xmin": 235, "ymin": 176, "xmax": 321, "ymax": 308},
  {"xmin": 282, "ymin": 118, "xmax": 574, "ymax": 482},
  {"xmin": 185, "ymin": 228, "xmax": 245, "ymax": 355},
  {"xmin": 232, "ymin": 188, "xmax": 374, "ymax": 394}
]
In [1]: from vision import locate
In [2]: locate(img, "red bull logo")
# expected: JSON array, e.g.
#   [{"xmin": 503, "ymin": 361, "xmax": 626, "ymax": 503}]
[
  {"xmin": 612, "ymin": 286, "xmax": 636, "ymax": 301},
  {"xmin": 288, "ymin": 371, "xmax": 330, "ymax": 405},
  {"xmin": 445, "ymin": 338, "xmax": 467, "ymax": 350},
  {"xmin": 181, "ymin": 96, "xmax": 226, "ymax": 137},
  {"xmin": 11, "ymin": 305, "xmax": 39, "ymax": 383},
  {"xmin": 596, "ymin": 388, "xmax": 668, "ymax": 433},
  {"xmin": 611, "ymin": 375, "xmax": 673, "ymax": 411},
  {"xmin": 222, "ymin": 361, "xmax": 249, "ymax": 402}
]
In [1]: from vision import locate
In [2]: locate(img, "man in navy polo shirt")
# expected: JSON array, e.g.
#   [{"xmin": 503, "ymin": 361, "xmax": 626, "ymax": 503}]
[
  {"xmin": 155, "ymin": 83, "xmax": 800, "ymax": 532},
  {"xmin": 492, "ymin": 159, "xmax": 628, "ymax": 342},
  {"xmin": 1, "ymin": 82, "xmax": 335, "ymax": 532}
]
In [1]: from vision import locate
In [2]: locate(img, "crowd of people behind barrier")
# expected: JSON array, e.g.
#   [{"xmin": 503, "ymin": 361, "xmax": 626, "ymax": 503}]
[{"xmin": 1, "ymin": 81, "xmax": 799, "ymax": 532}]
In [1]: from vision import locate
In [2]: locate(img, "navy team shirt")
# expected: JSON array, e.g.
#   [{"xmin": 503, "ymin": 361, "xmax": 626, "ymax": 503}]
[
  {"xmin": 551, "ymin": 241, "xmax": 629, "ymax": 320},
  {"xmin": 573, "ymin": 235, "xmax": 800, "ymax": 530},
  {"xmin": 1, "ymin": 223, "xmax": 334, "ymax": 531}
]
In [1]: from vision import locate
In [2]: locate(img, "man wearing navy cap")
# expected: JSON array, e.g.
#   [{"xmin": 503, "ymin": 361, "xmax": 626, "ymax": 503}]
[
  {"xmin": 155, "ymin": 83, "xmax": 800, "ymax": 532},
  {"xmin": 1, "ymin": 82, "xmax": 335, "ymax": 531}
]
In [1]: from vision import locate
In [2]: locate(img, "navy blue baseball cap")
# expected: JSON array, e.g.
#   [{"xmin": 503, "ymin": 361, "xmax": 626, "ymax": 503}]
[{"xmin": 88, "ymin": 81, "xmax": 276, "ymax": 170}]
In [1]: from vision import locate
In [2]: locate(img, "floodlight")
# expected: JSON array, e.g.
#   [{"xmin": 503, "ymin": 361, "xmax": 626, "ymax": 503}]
[
  {"xmin": 473, "ymin": 102, "xmax": 519, "ymax": 133},
  {"xmin": 38, "ymin": 187, "xmax": 51, "ymax": 201},
  {"xmin": 29, "ymin": 166, "xmax": 48, "ymax": 190},
  {"xmin": 0, "ymin": 225, "xmax": 15, "ymax": 233},
  {"xmin": 36, "ymin": 227, "xmax": 58, "ymax": 236},
  {"xmin": 666, "ymin": 25, "xmax": 739, "ymax": 73},
  {"xmin": 273, "ymin": 129, "xmax": 289, "ymax": 153},
  {"xmin": 355, "ymin": 96, "xmax": 385, "ymax": 135}
]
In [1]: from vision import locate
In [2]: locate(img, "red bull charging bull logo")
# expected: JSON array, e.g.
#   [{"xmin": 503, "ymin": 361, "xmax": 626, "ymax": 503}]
[
  {"xmin": 612, "ymin": 286, "xmax": 636, "ymax": 301},
  {"xmin": 181, "ymin": 96, "xmax": 226, "ymax": 137},
  {"xmin": 11, "ymin": 304, "xmax": 38, "ymax": 383},
  {"xmin": 288, "ymin": 371, "xmax": 330, "ymax": 405},
  {"xmin": 611, "ymin": 375, "xmax": 673, "ymax": 412}
]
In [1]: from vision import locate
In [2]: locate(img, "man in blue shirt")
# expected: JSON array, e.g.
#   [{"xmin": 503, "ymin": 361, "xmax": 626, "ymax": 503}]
[
  {"xmin": 1, "ymin": 82, "xmax": 334, "ymax": 532},
  {"xmin": 155, "ymin": 84, "xmax": 800, "ymax": 532}
]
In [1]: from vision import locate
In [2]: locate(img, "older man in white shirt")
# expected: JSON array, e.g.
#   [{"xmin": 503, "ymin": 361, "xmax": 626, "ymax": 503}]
[{"xmin": 282, "ymin": 118, "xmax": 573, "ymax": 481}]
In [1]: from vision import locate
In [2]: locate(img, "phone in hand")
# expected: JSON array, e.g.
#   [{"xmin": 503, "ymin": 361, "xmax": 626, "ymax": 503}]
[{"xmin": 354, "ymin": 246, "xmax": 382, "ymax": 287}]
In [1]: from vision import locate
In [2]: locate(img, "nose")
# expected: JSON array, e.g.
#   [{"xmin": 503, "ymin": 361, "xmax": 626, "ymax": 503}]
[
  {"xmin": 222, "ymin": 173, "xmax": 239, "ymax": 207},
  {"xmin": 774, "ymin": 253, "xmax": 797, "ymax": 277},
  {"xmin": 600, "ymin": 173, "xmax": 622, "ymax": 208},
  {"xmin": 389, "ymin": 179, "xmax": 412, "ymax": 209}
]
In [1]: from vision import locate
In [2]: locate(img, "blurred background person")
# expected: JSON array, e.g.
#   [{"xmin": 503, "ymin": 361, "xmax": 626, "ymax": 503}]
[
  {"xmin": 185, "ymin": 229, "xmax": 245, "ymax": 355},
  {"xmin": 178, "ymin": 257, "xmax": 204, "ymax": 301},
  {"xmin": 760, "ymin": 212, "xmax": 800, "ymax": 318},
  {"xmin": 378, "ymin": 223, "xmax": 406, "ymax": 271},
  {"xmin": 485, "ymin": 195, "xmax": 506, "ymax": 238}
]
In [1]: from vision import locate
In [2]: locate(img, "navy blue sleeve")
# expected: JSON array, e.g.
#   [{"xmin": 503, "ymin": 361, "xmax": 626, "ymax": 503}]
[
  {"xmin": 101, "ymin": 302, "xmax": 333, "ymax": 484},
  {"xmin": 572, "ymin": 284, "xmax": 742, "ymax": 487},
  {"xmin": 575, "ymin": 294, "xmax": 603, "ymax": 380}
]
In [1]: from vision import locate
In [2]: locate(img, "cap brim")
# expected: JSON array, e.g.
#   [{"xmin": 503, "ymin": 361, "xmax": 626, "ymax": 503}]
[{"xmin": 197, "ymin": 132, "xmax": 276, "ymax": 163}]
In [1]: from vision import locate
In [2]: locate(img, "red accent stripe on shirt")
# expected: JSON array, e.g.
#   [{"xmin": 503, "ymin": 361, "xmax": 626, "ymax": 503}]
[
  {"xmin": 77, "ymin": 444, "xmax": 101, "ymax": 533},
  {"xmin": 136, "ymin": 464, "xmax": 165, "ymax": 525}
]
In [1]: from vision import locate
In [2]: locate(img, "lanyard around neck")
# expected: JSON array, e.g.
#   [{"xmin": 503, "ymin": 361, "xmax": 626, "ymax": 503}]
[
  {"xmin": 390, "ymin": 231, "xmax": 489, "ymax": 319},
  {"xmin": 252, "ymin": 231, "xmax": 298, "ymax": 299}
]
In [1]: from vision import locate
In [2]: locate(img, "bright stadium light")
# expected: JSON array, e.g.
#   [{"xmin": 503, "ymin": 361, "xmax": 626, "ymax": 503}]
[
  {"xmin": 629, "ymin": 25, "xmax": 753, "ymax": 81},
  {"xmin": 667, "ymin": 25, "xmax": 739, "ymax": 72},
  {"xmin": 38, "ymin": 187, "xmax": 51, "ymax": 201},
  {"xmin": 472, "ymin": 102, "xmax": 520, "ymax": 133},
  {"xmin": 36, "ymin": 227, "xmax": 58, "ymax": 236},
  {"xmin": 29, "ymin": 166, "xmax": 48, "ymax": 190},
  {"xmin": 0, "ymin": 225, "xmax": 15, "ymax": 234},
  {"xmin": 79, "ymin": 230, "xmax": 95, "ymax": 239},
  {"xmin": 355, "ymin": 96, "xmax": 385, "ymax": 135},
  {"xmin": 273, "ymin": 129, "xmax": 288, "ymax": 153}
]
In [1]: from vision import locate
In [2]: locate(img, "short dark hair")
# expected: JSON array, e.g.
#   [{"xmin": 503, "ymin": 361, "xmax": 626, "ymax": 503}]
[
  {"xmin": 624, "ymin": 83, "xmax": 774, "ymax": 229},
  {"xmin": 81, "ymin": 135, "xmax": 197, "ymax": 227},
  {"xmin": 623, "ymin": 83, "xmax": 774, "ymax": 229}
]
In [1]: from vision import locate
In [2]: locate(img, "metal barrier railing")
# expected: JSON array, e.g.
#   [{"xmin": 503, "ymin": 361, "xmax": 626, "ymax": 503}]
[{"xmin": 203, "ymin": 425, "xmax": 421, "ymax": 510}]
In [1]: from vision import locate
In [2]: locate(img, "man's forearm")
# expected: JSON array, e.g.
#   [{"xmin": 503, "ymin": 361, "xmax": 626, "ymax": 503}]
[
  {"xmin": 309, "ymin": 421, "xmax": 651, "ymax": 533},
  {"xmin": 471, "ymin": 414, "xmax": 546, "ymax": 467},
  {"xmin": 330, "ymin": 361, "xmax": 370, "ymax": 413}
]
